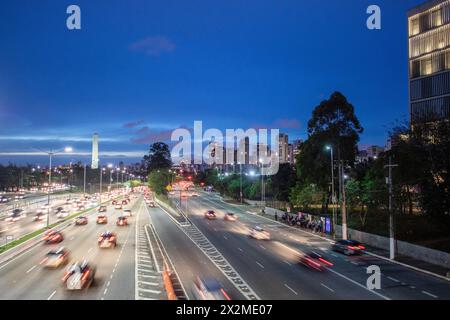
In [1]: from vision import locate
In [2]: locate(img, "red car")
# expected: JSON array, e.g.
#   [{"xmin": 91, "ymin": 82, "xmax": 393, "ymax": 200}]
[
  {"xmin": 98, "ymin": 232, "xmax": 117, "ymax": 248},
  {"xmin": 96, "ymin": 215, "xmax": 108, "ymax": 224},
  {"xmin": 62, "ymin": 261, "xmax": 96, "ymax": 290},
  {"xmin": 205, "ymin": 210, "xmax": 216, "ymax": 220},
  {"xmin": 299, "ymin": 251, "xmax": 333, "ymax": 271},
  {"xmin": 75, "ymin": 216, "xmax": 88, "ymax": 225},
  {"xmin": 116, "ymin": 216, "xmax": 128, "ymax": 226},
  {"xmin": 42, "ymin": 230, "xmax": 64, "ymax": 244}
]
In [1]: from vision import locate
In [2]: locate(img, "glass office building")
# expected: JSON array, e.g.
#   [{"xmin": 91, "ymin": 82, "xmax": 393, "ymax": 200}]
[{"xmin": 408, "ymin": 0, "xmax": 450, "ymax": 125}]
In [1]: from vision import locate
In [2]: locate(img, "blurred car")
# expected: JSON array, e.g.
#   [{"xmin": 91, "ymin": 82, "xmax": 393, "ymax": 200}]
[
  {"xmin": 54, "ymin": 207, "xmax": 64, "ymax": 214},
  {"xmin": 147, "ymin": 201, "xmax": 156, "ymax": 208},
  {"xmin": 332, "ymin": 240, "xmax": 365, "ymax": 256},
  {"xmin": 112, "ymin": 200, "xmax": 118, "ymax": 205},
  {"xmin": 121, "ymin": 199, "xmax": 128, "ymax": 205},
  {"xmin": 42, "ymin": 230, "xmax": 64, "ymax": 244},
  {"xmin": 56, "ymin": 210, "xmax": 69, "ymax": 219},
  {"xmin": 98, "ymin": 231, "xmax": 117, "ymax": 248},
  {"xmin": 98, "ymin": 206, "xmax": 107, "ymax": 213},
  {"xmin": 224, "ymin": 212, "xmax": 237, "ymax": 222},
  {"xmin": 115, "ymin": 204, "xmax": 122, "ymax": 210},
  {"xmin": 249, "ymin": 226, "xmax": 270, "ymax": 240},
  {"xmin": 191, "ymin": 276, "xmax": 231, "ymax": 300},
  {"xmin": 299, "ymin": 251, "xmax": 333, "ymax": 271},
  {"xmin": 96, "ymin": 215, "xmax": 108, "ymax": 224},
  {"xmin": 116, "ymin": 216, "xmax": 128, "ymax": 226},
  {"xmin": 33, "ymin": 212, "xmax": 46, "ymax": 222},
  {"xmin": 62, "ymin": 261, "xmax": 96, "ymax": 290},
  {"xmin": 37, "ymin": 205, "xmax": 51, "ymax": 214},
  {"xmin": 75, "ymin": 216, "xmax": 88, "ymax": 225},
  {"xmin": 204, "ymin": 210, "xmax": 216, "ymax": 220},
  {"xmin": 123, "ymin": 209, "xmax": 132, "ymax": 217},
  {"xmin": 5, "ymin": 209, "xmax": 26, "ymax": 223},
  {"xmin": 40, "ymin": 247, "xmax": 70, "ymax": 268}
]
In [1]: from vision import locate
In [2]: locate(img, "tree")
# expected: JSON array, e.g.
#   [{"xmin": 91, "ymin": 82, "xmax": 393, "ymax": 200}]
[
  {"xmin": 294, "ymin": 92, "xmax": 363, "ymax": 209},
  {"xmin": 143, "ymin": 142, "xmax": 172, "ymax": 173},
  {"xmin": 270, "ymin": 163, "xmax": 296, "ymax": 202},
  {"xmin": 148, "ymin": 170, "xmax": 171, "ymax": 195}
]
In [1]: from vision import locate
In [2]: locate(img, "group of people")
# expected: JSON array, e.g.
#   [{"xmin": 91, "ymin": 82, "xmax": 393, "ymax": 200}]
[{"xmin": 279, "ymin": 212, "xmax": 324, "ymax": 233}]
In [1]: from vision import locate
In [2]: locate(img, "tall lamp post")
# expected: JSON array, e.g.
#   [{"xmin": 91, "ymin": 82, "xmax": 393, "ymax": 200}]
[
  {"xmin": 326, "ymin": 145, "xmax": 336, "ymax": 238},
  {"xmin": 39, "ymin": 146, "xmax": 73, "ymax": 228}
]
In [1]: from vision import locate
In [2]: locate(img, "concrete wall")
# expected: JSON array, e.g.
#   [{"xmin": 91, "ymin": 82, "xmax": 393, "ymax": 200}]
[{"xmin": 335, "ymin": 225, "xmax": 450, "ymax": 269}]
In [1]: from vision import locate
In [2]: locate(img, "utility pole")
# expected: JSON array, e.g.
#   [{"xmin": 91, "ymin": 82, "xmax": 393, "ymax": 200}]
[
  {"xmin": 83, "ymin": 164, "xmax": 86, "ymax": 194},
  {"xmin": 239, "ymin": 163, "xmax": 243, "ymax": 204},
  {"xmin": 385, "ymin": 156, "xmax": 398, "ymax": 260},
  {"xmin": 339, "ymin": 160, "xmax": 348, "ymax": 240}
]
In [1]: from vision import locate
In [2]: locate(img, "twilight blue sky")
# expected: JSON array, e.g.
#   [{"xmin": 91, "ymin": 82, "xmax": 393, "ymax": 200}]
[{"xmin": 0, "ymin": 0, "xmax": 425, "ymax": 165}]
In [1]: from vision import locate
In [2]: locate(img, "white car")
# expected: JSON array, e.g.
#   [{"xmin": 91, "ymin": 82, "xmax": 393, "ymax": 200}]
[
  {"xmin": 37, "ymin": 205, "xmax": 51, "ymax": 214},
  {"xmin": 5, "ymin": 209, "xmax": 26, "ymax": 222},
  {"xmin": 56, "ymin": 211, "xmax": 69, "ymax": 219},
  {"xmin": 249, "ymin": 226, "xmax": 271, "ymax": 240}
]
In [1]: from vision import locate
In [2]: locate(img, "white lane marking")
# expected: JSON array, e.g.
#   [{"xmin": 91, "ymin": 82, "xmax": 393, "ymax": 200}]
[
  {"xmin": 350, "ymin": 261, "xmax": 359, "ymax": 266},
  {"xmin": 107, "ymin": 281, "xmax": 111, "ymax": 287},
  {"xmin": 139, "ymin": 281, "xmax": 159, "ymax": 286},
  {"xmin": 259, "ymin": 245, "xmax": 266, "ymax": 250},
  {"xmin": 223, "ymin": 235, "xmax": 228, "ymax": 240},
  {"xmin": 26, "ymin": 265, "xmax": 37, "ymax": 273},
  {"xmin": 284, "ymin": 284, "xmax": 298, "ymax": 295},
  {"xmin": 110, "ymin": 274, "xmax": 113, "ymax": 280},
  {"xmin": 47, "ymin": 290, "xmax": 56, "ymax": 300},
  {"xmin": 410, "ymin": 286, "xmax": 416, "ymax": 289},
  {"xmin": 256, "ymin": 261, "xmax": 264, "ymax": 269},
  {"xmin": 387, "ymin": 276, "xmax": 400, "ymax": 283},
  {"xmin": 321, "ymin": 283, "xmax": 335, "ymax": 293},
  {"xmin": 422, "ymin": 290, "xmax": 438, "ymax": 298},
  {"xmin": 326, "ymin": 268, "xmax": 390, "ymax": 300},
  {"xmin": 138, "ymin": 288, "xmax": 161, "ymax": 294},
  {"xmin": 283, "ymin": 260, "xmax": 292, "ymax": 266},
  {"xmin": 104, "ymin": 288, "xmax": 108, "ymax": 295},
  {"xmin": 70, "ymin": 236, "xmax": 74, "ymax": 241},
  {"xmin": 237, "ymin": 247, "xmax": 244, "ymax": 252},
  {"xmin": 87, "ymin": 247, "xmax": 93, "ymax": 253}
]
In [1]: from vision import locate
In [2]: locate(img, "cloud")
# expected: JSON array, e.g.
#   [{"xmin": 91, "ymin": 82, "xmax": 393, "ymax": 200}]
[
  {"xmin": 129, "ymin": 36, "xmax": 176, "ymax": 56},
  {"xmin": 0, "ymin": 135, "xmax": 123, "ymax": 142},
  {"xmin": 273, "ymin": 118, "xmax": 301, "ymax": 129},
  {"xmin": 131, "ymin": 129, "xmax": 174, "ymax": 144},
  {"xmin": 123, "ymin": 120, "xmax": 145, "ymax": 129}
]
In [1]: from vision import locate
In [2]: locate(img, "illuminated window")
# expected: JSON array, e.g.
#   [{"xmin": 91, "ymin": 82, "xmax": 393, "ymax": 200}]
[
  {"xmin": 431, "ymin": 9, "xmax": 442, "ymax": 27},
  {"xmin": 422, "ymin": 58, "xmax": 432, "ymax": 75},
  {"xmin": 410, "ymin": 18, "xmax": 420, "ymax": 36}
]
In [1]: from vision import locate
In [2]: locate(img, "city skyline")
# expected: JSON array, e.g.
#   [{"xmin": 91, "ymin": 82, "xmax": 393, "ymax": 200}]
[{"xmin": 0, "ymin": 0, "xmax": 426, "ymax": 165}]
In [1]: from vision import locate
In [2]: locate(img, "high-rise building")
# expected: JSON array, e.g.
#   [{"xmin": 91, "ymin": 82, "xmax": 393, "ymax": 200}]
[
  {"xmin": 408, "ymin": 0, "xmax": 450, "ymax": 126},
  {"xmin": 91, "ymin": 133, "xmax": 99, "ymax": 169},
  {"xmin": 292, "ymin": 139, "xmax": 303, "ymax": 164},
  {"xmin": 279, "ymin": 133, "xmax": 289, "ymax": 164}
]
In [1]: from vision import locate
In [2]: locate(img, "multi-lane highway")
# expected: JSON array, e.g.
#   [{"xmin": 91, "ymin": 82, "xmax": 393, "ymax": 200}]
[
  {"xmin": 0, "ymin": 194, "xmax": 165, "ymax": 300},
  {"xmin": 170, "ymin": 192, "xmax": 450, "ymax": 300},
  {"xmin": 0, "ymin": 189, "xmax": 449, "ymax": 300}
]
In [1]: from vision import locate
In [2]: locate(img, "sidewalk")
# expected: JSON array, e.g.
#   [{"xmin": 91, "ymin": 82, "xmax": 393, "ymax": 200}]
[{"xmin": 222, "ymin": 197, "xmax": 450, "ymax": 280}]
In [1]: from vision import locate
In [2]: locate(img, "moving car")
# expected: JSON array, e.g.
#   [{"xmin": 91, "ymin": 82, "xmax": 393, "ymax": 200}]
[
  {"xmin": 42, "ymin": 230, "xmax": 64, "ymax": 244},
  {"xmin": 98, "ymin": 231, "xmax": 117, "ymax": 248},
  {"xmin": 123, "ymin": 209, "xmax": 132, "ymax": 217},
  {"xmin": 204, "ymin": 210, "xmax": 216, "ymax": 220},
  {"xmin": 56, "ymin": 210, "xmax": 69, "ymax": 219},
  {"xmin": 115, "ymin": 204, "xmax": 122, "ymax": 210},
  {"xmin": 191, "ymin": 276, "xmax": 231, "ymax": 300},
  {"xmin": 96, "ymin": 215, "xmax": 108, "ymax": 224},
  {"xmin": 332, "ymin": 240, "xmax": 366, "ymax": 256},
  {"xmin": 224, "ymin": 212, "xmax": 237, "ymax": 222},
  {"xmin": 54, "ymin": 207, "xmax": 64, "ymax": 214},
  {"xmin": 40, "ymin": 247, "xmax": 70, "ymax": 268},
  {"xmin": 62, "ymin": 261, "xmax": 96, "ymax": 290},
  {"xmin": 37, "ymin": 205, "xmax": 51, "ymax": 214},
  {"xmin": 249, "ymin": 226, "xmax": 270, "ymax": 240},
  {"xmin": 121, "ymin": 199, "xmax": 128, "ymax": 205},
  {"xmin": 112, "ymin": 200, "xmax": 118, "ymax": 205},
  {"xmin": 98, "ymin": 206, "xmax": 107, "ymax": 213},
  {"xmin": 75, "ymin": 216, "xmax": 88, "ymax": 225},
  {"xmin": 116, "ymin": 216, "xmax": 128, "ymax": 226},
  {"xmin": 299, "ymin": 251, "xmax": 333, "ymax": 271},
  {"xmin": 33, "ymin": 212, "xmax": 46, "ymax": 222},
  {"xmin": 5, "ymin": 209, "xmax": 26, "ymax": 222}
]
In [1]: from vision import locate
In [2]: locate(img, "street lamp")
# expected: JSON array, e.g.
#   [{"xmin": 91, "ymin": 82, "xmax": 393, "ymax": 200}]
[
  {"xmin": 326, "ymin": 145, "xmax": 336, "ymax": 238},
  {"xmin": 38, "ymin": 146, "xmax": 73, "ymax": 228}
]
